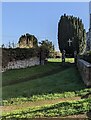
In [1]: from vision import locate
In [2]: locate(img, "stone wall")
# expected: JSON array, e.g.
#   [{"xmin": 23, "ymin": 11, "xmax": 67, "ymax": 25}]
[
  {"xmin": 77, "ymin": 59, "xmax": 91, "ymax": 87},
  {"xmin": 2, "ymin": 57, "xmax": 40, "ymax": 72}
]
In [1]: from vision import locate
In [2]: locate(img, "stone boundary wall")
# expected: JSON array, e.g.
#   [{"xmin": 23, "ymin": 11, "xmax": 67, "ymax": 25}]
[
  {"xmin": 2, "ymin": 57, "xmax": 40, "ymax": 72},
  {"xmin": 77, "ymin": 59, "xmax": 91, "ymax": 87}
]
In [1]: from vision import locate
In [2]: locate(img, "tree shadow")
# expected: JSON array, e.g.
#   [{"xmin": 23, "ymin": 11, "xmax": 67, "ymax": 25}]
[{"xmin": 81, "ymin": 92, "xmax": 91, "ymax": 99}]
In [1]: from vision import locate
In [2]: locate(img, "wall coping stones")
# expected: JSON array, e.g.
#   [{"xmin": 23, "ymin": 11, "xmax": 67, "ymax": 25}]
[{"xmin": 78, "ymin": 59, "xmax": 91, "ymax": 68}]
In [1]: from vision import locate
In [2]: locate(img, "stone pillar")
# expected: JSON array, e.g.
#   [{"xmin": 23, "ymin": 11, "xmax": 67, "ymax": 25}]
[
  {"xmin": 74, "ymin": 51, "xmax": 77, "ymax": 64},
  {"xmin": 62, "ymin": 50, "xmax": 66, "ymax": 63}
]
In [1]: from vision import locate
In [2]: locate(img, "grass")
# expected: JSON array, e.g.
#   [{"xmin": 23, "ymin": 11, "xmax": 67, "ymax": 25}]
[
  {"xmin": 2, "ymin": 58, "xmax": 74, "ymax": 86},
  {"xmin": 2, "ymin": 98, "xmax": 91, "ymax": 119},
  {"xmin": 2, "ymin": 62, "xmax": 62, "ymax": 86},
  {"xmin": 48, "ymin": 58, "xmax": 74, "ymax": 63},
  {"xmin": 1, "ymin": 58, "xmax": 91, "ymax": 118},
  {"xmin": 1, "ymin": 87, "xmax": 91, "ymax": 106},
  {"xmin": 2, "ymin": 58, "xmax": 86, "ymax": 100},
  {"xmin": 2, "ymin": 66, "xmax": 85, "ymax": 99}
]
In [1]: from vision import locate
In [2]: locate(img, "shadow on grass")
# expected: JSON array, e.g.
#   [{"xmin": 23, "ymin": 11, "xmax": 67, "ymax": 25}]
[
  {"xmin": 86, "ymin": 110, "xmax": 91, "ymax": 119},
  {"xmin": 2, "ymin": 62, "xmax": 74, "ymax": 87},
  {"xmin": 2, "ymin": 61, "xmax": 87, "ymax": 99}
]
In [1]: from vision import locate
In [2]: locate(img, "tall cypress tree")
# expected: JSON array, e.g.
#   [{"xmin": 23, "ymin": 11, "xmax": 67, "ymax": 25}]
[{"xmin": 58, "ymin": 14, "xmax": 86, "ymax": 56}]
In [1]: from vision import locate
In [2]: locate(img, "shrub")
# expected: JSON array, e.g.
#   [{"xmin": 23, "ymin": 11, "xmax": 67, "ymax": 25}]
[
  {"xmin": 78, "ymin": 51, "xmax": 91, "ymax": 63},
  {"xmin": 2, "ymin": 48, "xmax": 39, "ymax": 68}
]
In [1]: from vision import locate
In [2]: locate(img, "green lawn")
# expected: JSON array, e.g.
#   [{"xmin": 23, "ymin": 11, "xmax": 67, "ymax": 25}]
[
  {"xmin": 2, "ymin": 58, "xmax": 86, "ymax": 100},
  {"xmin": 2, "ymin": 58, "xmax": 74, "ymax": 86},
  {"xmin": 2, "ymin": 62, "xmax": 61, "ymax": 86},
  {"xmin": 48, "ymin": 58, "xmax": 74, "ymax": 63},
  {"xmin": 1, "ymin": 58, "xmax": 91, "ymax": 118},
  {"xmin": 2, "ymin": 67, "xmax": 85, "ymax": 99}
]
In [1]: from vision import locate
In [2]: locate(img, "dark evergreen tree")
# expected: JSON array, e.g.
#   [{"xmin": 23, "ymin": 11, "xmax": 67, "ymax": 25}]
[{"xmin": 58, "ymin": 14, "xmax": 86, "ymax": 56}]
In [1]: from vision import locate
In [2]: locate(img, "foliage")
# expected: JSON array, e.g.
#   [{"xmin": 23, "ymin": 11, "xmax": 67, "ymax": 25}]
[
  {"xmin": 58, "ymin": 14, "xmax": 86, "ymax": 55},
  {"xmin": 2, "ymin": 39, "xmax": 55, "ymax": 68},
  {"xmin": 18, "ymin": 33, "xmax": 38, "ymax": 48},
  {"xmin": 78, "ymin": 51, "xmax": 91, "ymax": 63},
  {"xmin": 2, "ymin": 98, "xmax": 91, "ymax": 119},
  {"xmin": 2, "ymin": 48, "xmax": 10, "ymax": 68},
  {"xmin": 39, "ymin": 40, "xmax": 55, "ymax": 59},
  {"xmin": 2, "ymin": 47, "xmax": 39, "ymax": 68}
]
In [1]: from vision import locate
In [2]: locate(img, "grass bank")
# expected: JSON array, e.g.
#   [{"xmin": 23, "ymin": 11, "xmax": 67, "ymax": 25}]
[
  {"xmin": 1, "ymin": 58, "xmax": 91, "ymax": 118},
  {"xmin": 2, "ymin": 66, "xmax": 85, "ymax": 99}
]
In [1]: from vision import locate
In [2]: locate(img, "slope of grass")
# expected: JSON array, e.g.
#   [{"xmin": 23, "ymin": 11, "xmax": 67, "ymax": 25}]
[
  {"xmin": 2, "ymin": 66, "xmax": 85, "ymax": 99},
  {"xmin": 2, "ymin": 58, "xmax": 91, "ymax": 118},
  {"xmin": 2, "ymin": 62, "xmax": 63, "ymax": 86},
  {"xmin": 2, "ymin": 58, "xmax": 74, "ymax": 86}
]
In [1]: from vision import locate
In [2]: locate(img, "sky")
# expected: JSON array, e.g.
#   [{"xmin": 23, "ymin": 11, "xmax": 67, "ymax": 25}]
[{"xmin": 2, "ymin": 2, "xmax": 89, "ymax": 50}]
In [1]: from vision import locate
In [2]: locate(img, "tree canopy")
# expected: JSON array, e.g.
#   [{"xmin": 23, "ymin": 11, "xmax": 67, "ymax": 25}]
[
  {"xmin": 58, "ymin": 14, "xmax": 86, "ymax": 56},
  {"xmin": 39, "ymin": 40, "xmax": 55, "ymax": 59}
]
